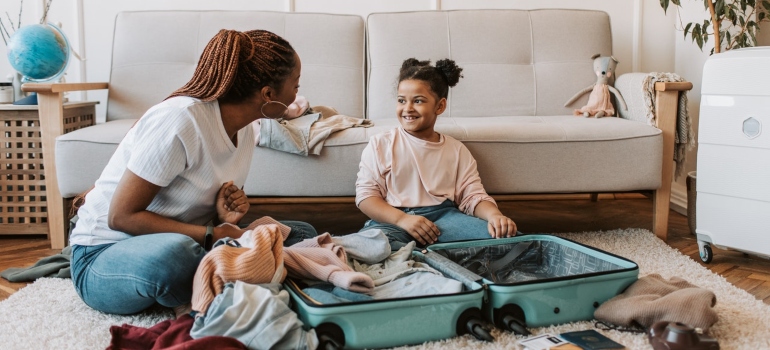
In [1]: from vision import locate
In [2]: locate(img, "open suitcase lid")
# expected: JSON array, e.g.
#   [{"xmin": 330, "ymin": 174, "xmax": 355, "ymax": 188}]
[{"xmin": 424, "ymin": 234, "xmax": 639, "ymax": 286}]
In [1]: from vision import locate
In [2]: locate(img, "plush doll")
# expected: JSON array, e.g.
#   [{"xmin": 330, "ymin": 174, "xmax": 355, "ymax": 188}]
[{"xmin": 565, "ymin": 54, "xmax": 627, "ymax": 118}]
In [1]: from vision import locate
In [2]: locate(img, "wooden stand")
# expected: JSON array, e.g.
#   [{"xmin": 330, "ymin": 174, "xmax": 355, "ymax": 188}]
[{"xmin": 0, "ymin": 101, "xmax": 97, "ymax": 247}]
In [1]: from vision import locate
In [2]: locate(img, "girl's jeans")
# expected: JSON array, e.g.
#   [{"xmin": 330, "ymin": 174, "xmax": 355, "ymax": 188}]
[
  {"xmin": 360, "ymin": 200, "xmax": 492, "ymax": 250},
  {"xmin": 71, "ymin": 221, "xmax": 317, "ymax": 315}
]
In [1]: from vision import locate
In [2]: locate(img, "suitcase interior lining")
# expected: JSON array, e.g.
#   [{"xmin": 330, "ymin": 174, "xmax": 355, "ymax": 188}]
[{"xmin": 433, "ymin": 240, "xmax": 625, "ymax": 283}]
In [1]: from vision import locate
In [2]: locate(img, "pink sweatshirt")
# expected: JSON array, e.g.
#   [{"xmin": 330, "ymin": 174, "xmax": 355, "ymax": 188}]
[{"xmin": 356, "ymin": 127, "xmax": 495, "ymax": 216}]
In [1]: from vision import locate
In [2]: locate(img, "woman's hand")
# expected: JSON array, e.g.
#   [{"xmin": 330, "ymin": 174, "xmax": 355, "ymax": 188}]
[
  {"xmin": 216, "ymin": 181, "xmax": 249, "ymax": 225},
  {"xmin": 213, "ymin": 223, "xmax": 247, "ymax": 241},
  {"xmin": 486, "ymin": 214, "xmax": 517, "ymax": 239},
  {"xmin": 396, "ymin": 214, "xmax": 440, "ymax": 245}
]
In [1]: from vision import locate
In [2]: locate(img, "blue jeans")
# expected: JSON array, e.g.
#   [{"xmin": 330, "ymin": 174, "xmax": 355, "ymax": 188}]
[
  {"xmin": 360, "ymin": 200, "xmax": 492, "ymax": 250},
  {"xmin": 71, "ymin": 220, "xmax": 317, "ymax": 315}
]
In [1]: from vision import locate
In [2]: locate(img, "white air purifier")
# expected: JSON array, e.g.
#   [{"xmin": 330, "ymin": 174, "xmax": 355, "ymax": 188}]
[{"xmin": 696, "ymin": 47, "xmax": 770, "ymax": 263}]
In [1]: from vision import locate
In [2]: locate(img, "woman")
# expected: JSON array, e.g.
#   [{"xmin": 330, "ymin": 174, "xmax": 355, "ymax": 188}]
[{"xmin": 70, "ymin": 29, "xmax": 314, "ymax": 315}]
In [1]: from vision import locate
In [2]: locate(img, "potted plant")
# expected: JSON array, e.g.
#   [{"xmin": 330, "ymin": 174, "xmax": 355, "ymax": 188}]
[{"xmin": 660, "ymin": 0, "xmax": 770, "ymax": 54}]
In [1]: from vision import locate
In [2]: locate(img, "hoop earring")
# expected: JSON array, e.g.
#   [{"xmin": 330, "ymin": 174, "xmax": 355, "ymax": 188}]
[{"xmin": 261, "ymin": 100, "xmax": 289, "ymax": 119}]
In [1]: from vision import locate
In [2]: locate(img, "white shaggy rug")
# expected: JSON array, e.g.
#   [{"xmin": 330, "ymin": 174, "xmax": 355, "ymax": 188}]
[{"xmin": 1, "ymin": 228, "xmax": 769, "ymax": 350}]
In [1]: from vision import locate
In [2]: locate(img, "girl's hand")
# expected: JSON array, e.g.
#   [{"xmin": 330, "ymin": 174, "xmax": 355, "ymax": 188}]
[
  {"xmin": 487, "ymin": 214, "xmax": 517, "ymax": 238},
  {"xmin": 396, "ymin": 215, "xmax": 440, "ymax": 245},
  {"xmin": 216, "ymin": 181, "xmax": 249, "ymax": 225}
]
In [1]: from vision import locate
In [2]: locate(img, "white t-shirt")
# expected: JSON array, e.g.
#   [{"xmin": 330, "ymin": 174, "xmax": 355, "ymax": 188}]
[
  {"xmin": 70, "ymin": 97, "xmax": 255, "ymax": 246},
  {"xmin": 355, "ymin": 126, "xmax": 495, "ymax": 216}
]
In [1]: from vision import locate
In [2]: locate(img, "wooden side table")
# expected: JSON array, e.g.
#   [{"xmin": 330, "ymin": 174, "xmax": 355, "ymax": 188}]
[{"xmin": 0, "ymin": 101, "xmax": 97, "ymax": 247}]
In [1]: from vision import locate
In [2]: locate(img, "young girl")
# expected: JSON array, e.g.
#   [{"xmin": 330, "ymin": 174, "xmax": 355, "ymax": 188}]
[{"xmin": 355, "ymin": 58, "xmax": 517, "ymax": 249}]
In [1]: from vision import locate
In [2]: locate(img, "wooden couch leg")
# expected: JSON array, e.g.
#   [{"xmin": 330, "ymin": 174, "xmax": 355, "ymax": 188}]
[{"xmin": 653, "ymin": 188, "xmax": 671, "ymax": 241}]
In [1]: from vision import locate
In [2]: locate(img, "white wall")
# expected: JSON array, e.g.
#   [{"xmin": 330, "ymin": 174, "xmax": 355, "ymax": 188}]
[
  {"xmin": 668, "ymin": 2, "xmax": 715, "ymax": 214},
  {"xmin": 2, "ymin": 0, "xmax": 712, "ymax": 210}
]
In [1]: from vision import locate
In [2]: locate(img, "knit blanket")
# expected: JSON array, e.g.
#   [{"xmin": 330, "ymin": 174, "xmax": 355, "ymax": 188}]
[{"xmin": 642, "ymin": 72, "xmax": 695, "ymax": 179}]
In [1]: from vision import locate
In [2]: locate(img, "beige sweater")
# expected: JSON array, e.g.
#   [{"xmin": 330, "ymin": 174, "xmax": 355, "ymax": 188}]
[
  {"xmin": 594, "ymin": 273, "xmax": 718, "ymax": 331},
  {"xmin": 191, "ymin": 223, "xmax": 286, "ymax": 316}
]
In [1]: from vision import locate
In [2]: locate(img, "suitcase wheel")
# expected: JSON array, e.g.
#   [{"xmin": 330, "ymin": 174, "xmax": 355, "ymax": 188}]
[
  {"xmin": 316, "ymin": 323, "xmax": 345, "ymax": 350},
  {"xmin": 495, "ymin": 304, "xmax": 531, "ymax": 336},
  {"xmin": 698, "ymin": 241, "xmax": 713, "ymax": 264},
  {"xmin": 457, "ymin": 308, "xmax": 495, "ymax": 342}
]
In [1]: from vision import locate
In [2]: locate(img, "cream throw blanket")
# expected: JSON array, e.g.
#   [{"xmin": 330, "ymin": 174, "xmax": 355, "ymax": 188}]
[{"xmin": 643, "ymin": 72, "xmax": 695, "ymax": 179}]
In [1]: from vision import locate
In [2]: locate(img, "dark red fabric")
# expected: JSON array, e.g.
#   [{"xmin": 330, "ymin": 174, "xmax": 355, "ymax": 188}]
[{"xmin": 107, "ymin": 314, "xmax": 247, "ymax": 350}]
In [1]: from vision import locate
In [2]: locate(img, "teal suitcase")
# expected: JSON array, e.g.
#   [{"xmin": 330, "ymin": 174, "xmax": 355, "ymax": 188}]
[
  {"xmin": 424, "ymin": 234, "xmax": 639, "ymax": 335},
  {"xmin": 284, "ymin": 250, "xmax": 493, "ymax": 349}
]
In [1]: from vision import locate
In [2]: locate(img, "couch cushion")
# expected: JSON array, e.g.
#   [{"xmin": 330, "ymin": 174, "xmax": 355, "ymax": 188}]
[
  {"xmin": 55, "ymin": 119, "xmax": 136, "ymax": 197},
  {"xmin": 108, "ymin": 11, "xmax": 365, "ymax": 122},
  {"xmin": 244, "ymin": 116, "xmax": 662, "ymax": 196},
  {"xmin": 366, "ymin": 9, "xmax": 611, "ymax": 120},
  {"xmin": 56, "ymin": 116, "xmax": 660, "ymax": 197}
]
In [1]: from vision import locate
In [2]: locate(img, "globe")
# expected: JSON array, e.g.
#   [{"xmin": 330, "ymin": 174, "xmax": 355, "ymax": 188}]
[{"xmin": 7, "ymin": 23, "xmax": 71, "ymax": 82}]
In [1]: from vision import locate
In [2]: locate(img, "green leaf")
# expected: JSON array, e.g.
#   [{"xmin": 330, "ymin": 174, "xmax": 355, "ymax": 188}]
[
  {"xmin": 716, "ymin": 0, "xmax": 725, "ymax": 16},
  {"xmin": 684, "ymin": 22, "xmax": 693, "ymax": 39},
  {"xmin": 661, "ymin": 0, "xmax": 670, "ymax": 13},
  {"xmin": 693, "ymin": 24, "xmax": 702, "ymax": 45}
]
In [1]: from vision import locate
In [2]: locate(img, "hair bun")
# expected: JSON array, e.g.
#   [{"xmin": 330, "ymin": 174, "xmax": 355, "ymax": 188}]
[
  {"xmin": 401, "ymin": 57, "xmax": 430, "ymax": 71},
  {"xmin": 435, "ymin": 59, "xmax": 463, "ymax": 87}
]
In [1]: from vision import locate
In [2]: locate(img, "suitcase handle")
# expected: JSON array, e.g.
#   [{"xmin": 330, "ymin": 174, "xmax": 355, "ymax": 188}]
[{"xmin": 488, "ymin": 241, "xmax": 534, "ymax": 272}]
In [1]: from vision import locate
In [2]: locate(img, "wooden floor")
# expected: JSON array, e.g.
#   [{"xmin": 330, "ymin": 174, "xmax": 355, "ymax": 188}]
[{"xmin": 2, "ymin": 194, "xmax": 769, "ymax": 304}]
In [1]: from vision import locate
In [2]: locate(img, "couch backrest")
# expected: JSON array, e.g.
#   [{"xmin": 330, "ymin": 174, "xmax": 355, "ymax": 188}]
[
  {"xmin": 366, "ymin": 9, "xmax": 612, "ymax": 120},
  {"xmin": 107, "ymin": 11, "xmax": 365, "ymax": 122}
]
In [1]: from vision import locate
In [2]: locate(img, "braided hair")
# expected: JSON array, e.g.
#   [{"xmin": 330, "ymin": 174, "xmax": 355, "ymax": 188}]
[
  {"xmin": 398, "ymin": 58, "xmax": 463, "ymax": 99},
  {"xmin": 167, "ymin": 29, "xmax": 296, "ymax": 102}
]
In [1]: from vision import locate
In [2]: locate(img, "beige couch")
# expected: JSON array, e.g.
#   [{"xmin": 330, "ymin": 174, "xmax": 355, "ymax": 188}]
[{"xmin": 25, "ymin": 9, "xmax": 691, "ymax": 249}]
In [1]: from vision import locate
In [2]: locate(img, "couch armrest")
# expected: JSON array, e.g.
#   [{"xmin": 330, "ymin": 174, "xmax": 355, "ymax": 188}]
[
  {"xmin": 615, "ymin": 73, "xmax": 651, "ymax": 123},
  {"xmin": 20, "ymin": 82, "xmax": 108, "ymax": 249},
  {"xmin": 22, "ymin": 82, "xmax": 109, "ymax": 94},
  {"xmin": 615, "ymin": 73, "xmax": 695, "ymax": 242}
]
